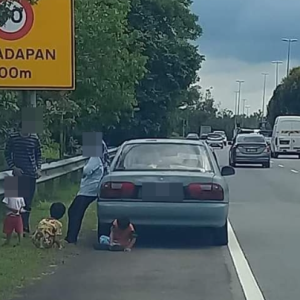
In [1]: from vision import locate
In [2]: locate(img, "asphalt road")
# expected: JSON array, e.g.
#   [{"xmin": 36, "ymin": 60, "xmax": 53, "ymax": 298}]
[
  {"xmin": 15, "ymin": 147, "xmax": 300, "ymax": 300},
  {"xmin": 217, "ymin": 148, "xmax": 300, "ymax": 300}
]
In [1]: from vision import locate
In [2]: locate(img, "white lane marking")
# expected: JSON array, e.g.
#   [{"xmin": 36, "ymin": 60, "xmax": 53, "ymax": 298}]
[
  {"xmin": 291, "ymin": 169, "xmax": 298, "ymax": 174},
  {"xmin": 278, "ymin": 164, "xmax": 284, "ymax": 168},
  {"xmin": 228, "ymin": 221, "xmax": 265, "ymax": 300}
]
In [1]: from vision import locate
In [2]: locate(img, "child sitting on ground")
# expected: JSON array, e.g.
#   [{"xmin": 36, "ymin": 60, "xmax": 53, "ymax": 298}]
[
  {"xmin": 2, "ymin": 196, "xmax": 26, "ymax": 246},
  {"xmin": 98, "ymin": 217, "xmax": 137, "ymax": 252},
  {"xmin": 32, "ymin": 202, "xmax": 66, "ymax": 249}
]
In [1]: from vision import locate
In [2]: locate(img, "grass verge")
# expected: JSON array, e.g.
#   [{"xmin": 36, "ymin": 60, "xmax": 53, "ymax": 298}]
[{"xmin": 0, "ymin": 181, "xmax": 97, "ymax": 300}]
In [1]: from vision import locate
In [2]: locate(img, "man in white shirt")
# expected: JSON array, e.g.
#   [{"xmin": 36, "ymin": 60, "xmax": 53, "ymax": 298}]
[{"xmin": 2, "ymin": 197, "xmax": 26, "ymax": 246}]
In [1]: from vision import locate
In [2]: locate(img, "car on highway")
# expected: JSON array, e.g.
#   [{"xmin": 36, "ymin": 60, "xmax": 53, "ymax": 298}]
[
  {"xmin": 229, "ymin": 134, "xmax": 271, "ymax": 168},
  {"xmin": 186, "ymin": 133, "xmax": 200, "ymax": 140},
  {"xmin": 271, "ymin": 116, "xmax": 300, "ymax": 158},
  {"xmin": 213, "ymin": 131, "xmax": 227, "ymax": 146},
  {"xmin": 97, "ymin": 138, "xmax": 235, "ymax": 245},
  {"xmin": 206, "ymin": 133, "xmax": 224, "ymax": 149}
]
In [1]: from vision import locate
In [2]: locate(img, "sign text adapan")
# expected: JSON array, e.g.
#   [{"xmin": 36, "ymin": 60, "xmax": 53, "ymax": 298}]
[{"xmin": 0, "ymin": 48, "xmax": 56, "ymax": 60}]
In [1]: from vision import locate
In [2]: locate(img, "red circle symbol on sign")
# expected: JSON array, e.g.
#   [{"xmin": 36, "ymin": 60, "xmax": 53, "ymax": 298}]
[{"xmin": 0, "ymin": 0, "xmax": 34, "ymax": 41}]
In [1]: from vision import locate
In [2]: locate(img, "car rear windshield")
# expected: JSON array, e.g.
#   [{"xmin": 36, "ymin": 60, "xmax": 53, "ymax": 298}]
[
  {"xmin": 237, "ymin": 136, "xmax": 265, "ymax": 143},
  {"xmin": 114, "ymin": 143, "xmax": 213, "ymax": 172}
]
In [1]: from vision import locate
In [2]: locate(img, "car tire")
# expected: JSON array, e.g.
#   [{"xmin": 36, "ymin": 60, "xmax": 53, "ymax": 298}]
[
  {"xmin": 97, "ymin": 222, "xmax": 111, "ymax": 240},
  {"xmin": 213, "ymin": 221, "xmax": 228, "ymax": 246},
  {"xmin": 298, "ymin": 154, "xmax": 300, "ymax": 159},
  {"xmin": 263, "ymin": 161, "xmax": 270, "ymax": 168}
]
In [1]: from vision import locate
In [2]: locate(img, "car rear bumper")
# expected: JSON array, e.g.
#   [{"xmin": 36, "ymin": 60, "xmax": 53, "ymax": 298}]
[
  {"xmin": 235, "ymin": 155, "xmax": 270, "ymax": 163},
  {"xmin": 277, "ymin": 149, "xmax": 300, "ymax": 154},
  {"xmin": 97, "ymin": 201, "xmax": 228, "ymax": 228}
]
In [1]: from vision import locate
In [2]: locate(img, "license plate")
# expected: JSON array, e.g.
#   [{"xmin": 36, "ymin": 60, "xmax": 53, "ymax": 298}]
[{"xmin": 246, "ymin": 148, "xmax": 257, "ymax": 152}]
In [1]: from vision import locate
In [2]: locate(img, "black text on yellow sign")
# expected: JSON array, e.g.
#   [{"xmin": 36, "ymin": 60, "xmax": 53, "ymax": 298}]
[{"xmin": 0, "ymin": 0, "xmax": 75, "ymax": 90}]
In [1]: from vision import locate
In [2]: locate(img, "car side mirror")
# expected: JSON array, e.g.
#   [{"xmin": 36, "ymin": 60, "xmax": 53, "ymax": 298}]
[{"xmin": 221, "ymin": 166, "xmax": 235, "ymax": 176}]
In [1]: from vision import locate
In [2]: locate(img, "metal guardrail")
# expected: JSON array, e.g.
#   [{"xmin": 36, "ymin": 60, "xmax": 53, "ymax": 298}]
[{"xmin": 0, "ymin": 147, "xmax": 119, "ymax": 197}]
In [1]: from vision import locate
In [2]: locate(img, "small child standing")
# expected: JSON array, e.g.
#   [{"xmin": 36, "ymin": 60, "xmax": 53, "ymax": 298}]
[
  {"xmin": 2, "ymin": 196, "xmax": 26, "ymax": 246},
  {"xmin": 98, "ymin": 217, "xmax": 137, "ymax": 252},
  {"xmin": 32, "ymin": 202, "xmax": 66, "ymax": 249}
]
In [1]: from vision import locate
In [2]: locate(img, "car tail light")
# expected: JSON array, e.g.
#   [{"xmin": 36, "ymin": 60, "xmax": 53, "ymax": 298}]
[
  {"xmin": 187, "ymin": 183, "xmax": 224, "ymax": 201},
  {"xmin": 100, "ymin": 182, "xmax": 135, "ymax": 199}
]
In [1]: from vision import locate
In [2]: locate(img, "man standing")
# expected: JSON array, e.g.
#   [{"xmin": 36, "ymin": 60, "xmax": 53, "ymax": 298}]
[
  {"xmin": 65, "ymin": 139, "xmax": 110, "ymax": 244},
  {"xmin": 4, "ymin": 124, "xmax": 42, "ymax": 235}
]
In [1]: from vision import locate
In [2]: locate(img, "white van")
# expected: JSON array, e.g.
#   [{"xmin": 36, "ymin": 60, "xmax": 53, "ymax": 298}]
[{"xmin": 271, "ymin": 116, "xmax": 300, "ymax": 158}]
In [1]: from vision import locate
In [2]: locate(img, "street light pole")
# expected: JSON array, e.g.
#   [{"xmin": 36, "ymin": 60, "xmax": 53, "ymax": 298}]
[
  {"xmin": 236, "ymin": 80, "xmax": 244, "ymax": 117},
  {"xmin": 242, "ymin": 99, "xmax": 246, "ymax": 116},
  {"xmin": 262, "ymin": 73, "xmax": 268, "ymax": 120},
  {"xmin": 282, "ymin": 38, "xmax": 298, "ymax": 77},
  {"xmin": 245, "ymin": 105, "xmax": 250, "ymax": 117},
  {"xmin": 272, "ymin": 61, "xmax": 283, "ymax": 88},
  {"xmin": 242, "ymin": 99, "xmax": 246, "ymax": 127}
]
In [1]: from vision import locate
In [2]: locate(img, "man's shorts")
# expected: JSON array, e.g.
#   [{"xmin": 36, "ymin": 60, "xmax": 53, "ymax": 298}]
[{"xmin": 3, "ymin": 215, "xmax": 23, "ymax": 234}]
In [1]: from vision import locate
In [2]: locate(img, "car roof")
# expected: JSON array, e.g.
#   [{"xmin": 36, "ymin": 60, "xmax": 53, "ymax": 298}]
[{"xmin": 123, "ymin": 138, "xmax": 206, "ymax": 146}]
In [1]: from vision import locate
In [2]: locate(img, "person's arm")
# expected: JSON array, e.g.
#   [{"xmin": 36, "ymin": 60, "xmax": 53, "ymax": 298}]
[
  {"xmin": 109, "ymin": 226, "xmax": 114, "ymax": 246},
  {"xmin": 4, "ymin": 136, "xmax": 15, "ymax": 170},
  {"xmin": 83, "ymin": 158, "xmax": 101, "ymax": 177},
  {"xmin": 125, "ymin": 232, "xmax": 137, "ymax": 251},
  {"xmin": 53, "ymin": 221, "xmax": 63, "ymax": 249},
  {"xmin": 35, "ymin": 136, "xmax": 42, "ymax": 171}
]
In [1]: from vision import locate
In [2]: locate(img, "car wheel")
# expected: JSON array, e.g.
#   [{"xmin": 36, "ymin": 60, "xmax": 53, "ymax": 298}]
[
  {"xmin": 97, "ymin": 222, "xmax": 111, "ymax": 240},
  {"xmin": 263, "ymin": 161, "xmax": 270, "ymax": 168},
  {"xmin": 213, "ymin": 221, "xmax": 228, "ymax": 246},
  {"xmin": 298, "ymin": 154, "xmax": 300, "ymax": 159}
]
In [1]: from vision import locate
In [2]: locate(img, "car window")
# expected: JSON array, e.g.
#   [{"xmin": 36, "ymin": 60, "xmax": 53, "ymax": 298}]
[
  {"xmin": 237, "ymin": 136, "xmax": 265, "ymax": 143},
  {"xmin": 114, "ymin": 143, "xmax": 213, "ymax": 172},
  {"xmin": 259, "ymin": 130, "xmax": 272, "ymax": 137}
]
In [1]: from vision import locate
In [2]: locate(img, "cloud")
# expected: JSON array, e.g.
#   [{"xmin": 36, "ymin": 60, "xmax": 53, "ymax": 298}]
[
  {"xmin": 192, "ymin": 0, "xmax": 300, "ymax": 62},
  {"xmin": 198, "ymin": 56, "xmax": 300, "ymax": 114},
  {"xmin": 191, "ymin": 0, "xmax": 300, "ymax": 113}
]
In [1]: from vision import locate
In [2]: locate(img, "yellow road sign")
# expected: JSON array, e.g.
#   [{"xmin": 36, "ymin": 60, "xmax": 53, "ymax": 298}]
[{"xmin": 0, "ymin": 0, "xmax": 75, "ymax": 90}]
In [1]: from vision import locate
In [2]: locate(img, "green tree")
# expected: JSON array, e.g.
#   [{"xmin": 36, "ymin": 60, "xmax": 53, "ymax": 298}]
[
  {"xmin": 127, "ymin": 0, "xmax": 204, "ymax": 137},
  {"xmin": 267, "ymin": 67, "xmax": 300, "ymax": 126},
  {"xmin": 73, "ymin": 0, "xmax": 147, "ymax": 136}
]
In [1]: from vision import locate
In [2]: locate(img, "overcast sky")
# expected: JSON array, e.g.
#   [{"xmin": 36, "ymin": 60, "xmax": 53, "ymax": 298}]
[{"xmin": 191, "ymin": 0, "xmax": 300, "ymax": 114}]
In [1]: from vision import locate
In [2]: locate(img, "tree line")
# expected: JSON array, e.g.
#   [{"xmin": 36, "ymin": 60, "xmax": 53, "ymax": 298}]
[{"xmin": 267, "ymin": 66, "xmax": 300, "ymax": 126}]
